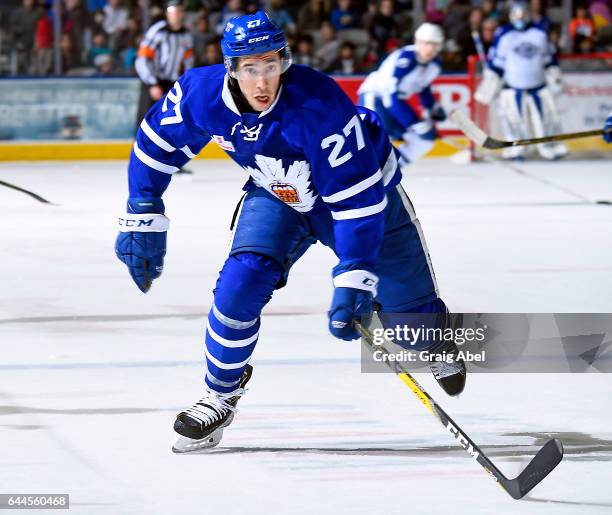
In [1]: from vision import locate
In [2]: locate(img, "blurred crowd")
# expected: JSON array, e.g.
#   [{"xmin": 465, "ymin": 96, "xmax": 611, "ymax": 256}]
[{"xmin": 0, "ymin": 0, "xmax": 611, "ymax": 77}]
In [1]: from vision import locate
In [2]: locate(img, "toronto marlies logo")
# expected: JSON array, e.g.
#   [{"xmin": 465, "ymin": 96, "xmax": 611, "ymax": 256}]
[
  {"xmin": 513, "ymin": 41, "xmax": 538, "ymax": 59},
  {"xmin": 231, "ymin": 122, "xmax": 264, "ymax": 141},
  {"xmin": 243, "ymin": 154, "xmax": 317, "ymax": 212}
]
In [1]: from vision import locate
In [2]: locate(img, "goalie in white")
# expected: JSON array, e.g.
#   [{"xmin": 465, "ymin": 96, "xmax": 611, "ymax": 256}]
[{"xmin": 475, "ymin": 2, "xmax": 567, "ymax": 160}]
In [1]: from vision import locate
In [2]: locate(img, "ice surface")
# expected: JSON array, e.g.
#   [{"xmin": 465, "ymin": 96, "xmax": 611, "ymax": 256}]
[{"xmin": 1, "ymin": 158, "xmax": 611, "ymax": 514}]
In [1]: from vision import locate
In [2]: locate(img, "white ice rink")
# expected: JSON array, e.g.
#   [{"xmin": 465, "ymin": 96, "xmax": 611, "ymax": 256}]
[{"xmin": 1, "ymin": 157, "xmax": 612, "ymax": 514}]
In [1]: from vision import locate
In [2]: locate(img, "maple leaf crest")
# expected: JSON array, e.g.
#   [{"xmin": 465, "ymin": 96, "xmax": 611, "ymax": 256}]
[{"xmin": 243, "ymin": 154, "xmax": 317, "ymax": 213}]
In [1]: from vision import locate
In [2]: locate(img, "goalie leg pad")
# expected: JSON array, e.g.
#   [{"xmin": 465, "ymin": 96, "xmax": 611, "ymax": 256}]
[
  {"xmin": 499, "ymin": 89, "xmax": 526, "ymax": 159},
  {"xmin": 534, "ymin": 88, "xmax": 568, "ymax": 159}
]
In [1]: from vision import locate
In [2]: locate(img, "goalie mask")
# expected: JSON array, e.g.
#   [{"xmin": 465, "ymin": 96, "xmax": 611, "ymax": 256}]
[{"xmin": 509, "ymin": 2, "xmax": 531, "ymax": 31}]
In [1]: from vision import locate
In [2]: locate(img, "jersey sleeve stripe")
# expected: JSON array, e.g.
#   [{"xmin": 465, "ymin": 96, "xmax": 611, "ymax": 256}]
[
  {"xmin": 132, "ymin": 142, "xmax": 178, "ymax": 174},
  {"xmin": 331, "ymin": 196, "xmax": 388, "ymax": 220},
  {"xmin": 321, "ymin": 169, "xmax": 382, "ymax": 203},
  {"xmin": 381, "ymin": 149, "xmax": 398, "ymax": 186},
  {"xmin": 180, "ymin": 145, "xmax": 197, "ymax": 159},
  {"xmin": 206, "ymin": 321, "xmax": 259, "ymax": 348},
  {"xmin": 140, "ymin": 119, "xmax": 176, "ymax": 152}
]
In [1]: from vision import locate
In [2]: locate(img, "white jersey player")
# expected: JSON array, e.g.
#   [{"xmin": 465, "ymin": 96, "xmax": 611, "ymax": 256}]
[
  {"xmin": 358, "ymin": 23, "xmax": 446, "ymax": 164},
  {"xmin": 475, "ymin": 2, "xmax": 567, "ymax": 160}
]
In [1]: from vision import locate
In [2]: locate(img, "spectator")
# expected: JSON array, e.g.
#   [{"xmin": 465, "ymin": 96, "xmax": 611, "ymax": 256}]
[
  {"xmin": 202, "ymin": 37, "xmax": 223, "ymax": 65},
  {"xmin": 60, "ymin": 32, "xmax": 81, "ymax": 73},
  {"xmin": 103, "ymin": 0, "xmax": 129, "ymax": 50},
  {"xmin": 329, "ymin": 41, "xmax": 361, "ymax": 74},
  {"xmin": 569, "ymin": 5, "xmax": 597, "ymax": 51},
  {"xmin": 192, "ymin": 13, "xmax": 214, "ymax": 66},
  {"xmin": 330, "ymin": 0, "xmax": 360, "ymax": 31},
  {"xmin": 530, "ymin": 0, "xmax": 552, "ymax": 33},
  {"xmin": 86, "ymin": 0, "xmax": 106, "ymax": 12},
  {"xmin": 297, "ymin": 0, "xmax": 332, "ymax": 33},
  {"xmin": 480, "ymin": 0, "xmax": 500, "ymax": 22},
  {"xmin": 265, "ymin": 0, "xmax": 296, "ymax": 34},
  {"xmin": 215, "ymin": 0, "xmax": 243, "ymax": 35},
  {"xmin": 361, "ymin": 1, "xmax": 377, "ymax": 30},
  {"xmin": 94, "ymin": 52, "xmax": 114, "ymax": 75},
  {"xmin": 461, "ymin": 7, "xmax": 483, "ymax": 59},
  {"xmin": 293, "ymin": 34, "xmax": 318, "ymax": 67},
  {"xmin": 315, "ymin": 20, "xmax": 341, "ymax": 72},
  {"xmin": 480, "ymin": 17, "xmax": 498, "ymax": 55},
  {"xmin": 440, "ymin": 38, "xmax": 464, "ymax": 72},
  {"xmin": 368, "ymin": 0, "xmax": 398, "ymax": 54},
  {"xmin": 88, "ymin": 31, "xmax": 111, "ymax": 65},
  {"xmin": 244, "ymin": 2, "xmax": 259, "ymax": 15},
  {"xmin": 117, "ymin": 16, "xmax": 140, "ymax": 54},
  {"xmin": 33, "ymin": 6, "xmax": 54, "ymax": 75},
  {"xmin": 9, "ymin": 0, "xmax": 41, "ymax": 75},
  {"xmin": 120, "ymin": 34, "xmax": 139, "ymax": 73},
  {"xmin": 442, "ymin": 0, "xmax": 471, "ymax": 48},
  {"xmin": 574, "ymin": 33, "xmax": 596, "ymax": 54},
  {"xmin": 548, "ymin": 23, "xmax": 562, "ymax": 53},
  {"xmin": 64, "ymin": 0, "xmax": 89, "ymax": 64}
]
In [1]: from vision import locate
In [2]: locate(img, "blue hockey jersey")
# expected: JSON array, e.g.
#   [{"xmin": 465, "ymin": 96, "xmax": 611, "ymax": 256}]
[{"xmin": 127, "ymin": 64, "xmax": 402, "ymax": 268}]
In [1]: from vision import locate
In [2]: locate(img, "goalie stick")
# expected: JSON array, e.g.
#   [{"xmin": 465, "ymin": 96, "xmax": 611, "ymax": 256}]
[
  {"xmin": 450, "ymin": 109, "xmax": 611, "ymax": 149},
  {"xmin": 356, "ymin": 317, "xmax": 563, "ymax": 499}
]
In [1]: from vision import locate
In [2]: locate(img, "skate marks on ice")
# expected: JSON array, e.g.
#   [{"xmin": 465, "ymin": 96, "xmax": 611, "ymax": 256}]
[
  {"xmin": 200, "ymin": 431, "xmax": 612, "ymax": 462},
  {"xmin": 0, "ymin": 307, "xmax": 321, "ymax": 325}
]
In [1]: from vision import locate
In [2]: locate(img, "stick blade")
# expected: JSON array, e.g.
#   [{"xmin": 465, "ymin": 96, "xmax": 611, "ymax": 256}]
[
  {"xmin": 504, "ymin": 438, "xmax": 564, "ymax": 499},
  {"xmin": 449, "ymin": 110, "xmax": 488, "ymax": 147}
]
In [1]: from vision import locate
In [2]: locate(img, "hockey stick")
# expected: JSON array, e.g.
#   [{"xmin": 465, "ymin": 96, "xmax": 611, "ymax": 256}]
[
  {"xmin": 450, "ymin": 109, "xmax": 611, "ymax": 149},
  {"xmin": 0, "ymin": 179, "xmax": 54, "ymax": 204},
  {"xmin": 355, "ymin": 318, "xmax": 564, "ymax": 499}
]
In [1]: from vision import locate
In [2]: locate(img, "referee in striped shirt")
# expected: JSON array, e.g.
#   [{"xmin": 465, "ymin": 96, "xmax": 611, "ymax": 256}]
[{"xmin": 135, "ymin": 0, "xmax": 194, "ymax": 125}]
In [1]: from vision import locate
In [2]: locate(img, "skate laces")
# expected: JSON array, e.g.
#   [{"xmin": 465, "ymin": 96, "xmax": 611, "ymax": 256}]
[
  {"xmin": 185, "ymin": 387, "xmax": 245, "ymax": 425},
  {"xmin": 430, "ymin": 359, "xmax": 463, "ymax": 379}
]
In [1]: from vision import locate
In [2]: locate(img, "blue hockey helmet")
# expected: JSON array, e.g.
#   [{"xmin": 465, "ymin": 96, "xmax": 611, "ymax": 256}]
[
  {"xmin": 221, "ymin": 11, "xmax": 292, "ymax": 78},
  {"xmin": 509, "ymin": 2, "xmax": 531, "ymax": 30}
]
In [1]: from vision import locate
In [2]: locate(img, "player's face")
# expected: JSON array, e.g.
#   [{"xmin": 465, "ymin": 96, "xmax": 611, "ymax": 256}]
[
  {"xmin": 235, "ymin": 52, "xmax": 282, "ymax": 112},
  {"xmin": 415, "ymin": 40, "xmax": 441, "ymax": 63}
]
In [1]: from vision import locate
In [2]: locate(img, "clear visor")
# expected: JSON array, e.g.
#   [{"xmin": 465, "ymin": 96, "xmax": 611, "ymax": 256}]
[{"xmin": 225, "ymin": 47, "xmax": 292, "ymax": 81}]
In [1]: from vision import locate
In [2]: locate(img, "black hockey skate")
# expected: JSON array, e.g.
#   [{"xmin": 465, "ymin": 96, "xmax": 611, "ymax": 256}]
[
  {"xmin": 428, "ymin": 339, "xmax": 466, "ymax": 396},
  {"xmin": 172, "ymin": 365, "xmax": 253, "ymax": 453}
]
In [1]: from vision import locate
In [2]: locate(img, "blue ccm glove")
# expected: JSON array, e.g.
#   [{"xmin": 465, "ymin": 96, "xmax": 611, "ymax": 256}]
[
  {"xmin": 604, "ymin": 115, "xmax": 612, "ymax": 144},
  {"xmin": 115, "ymin": 197, "xmax": 169, "ymax": 293},
  {"xmin": 328, "ymin": 268, "xmax": 379, "ymax": 341}
]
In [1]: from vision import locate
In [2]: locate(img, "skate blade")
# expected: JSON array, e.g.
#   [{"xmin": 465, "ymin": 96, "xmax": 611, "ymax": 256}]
[{"xmin": 172, "ymin": 428, "xmax": 224, "ymax": 454}]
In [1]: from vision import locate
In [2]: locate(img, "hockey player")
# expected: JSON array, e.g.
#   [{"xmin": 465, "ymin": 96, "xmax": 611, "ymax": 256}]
[
  {"xmin": 475, "ymin": 2, "xmax": 567, "ymax": 160},
  {"xmin": 357, "ymin": 23, "xmax": 446, "ymax": 165},
  {"xmin": 604, "ymin": 113, "xmax": 612, "ymax": 144},
  {"xmin": 115, "ymin": 12, "xmax": 465, "ymax": 453}
]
